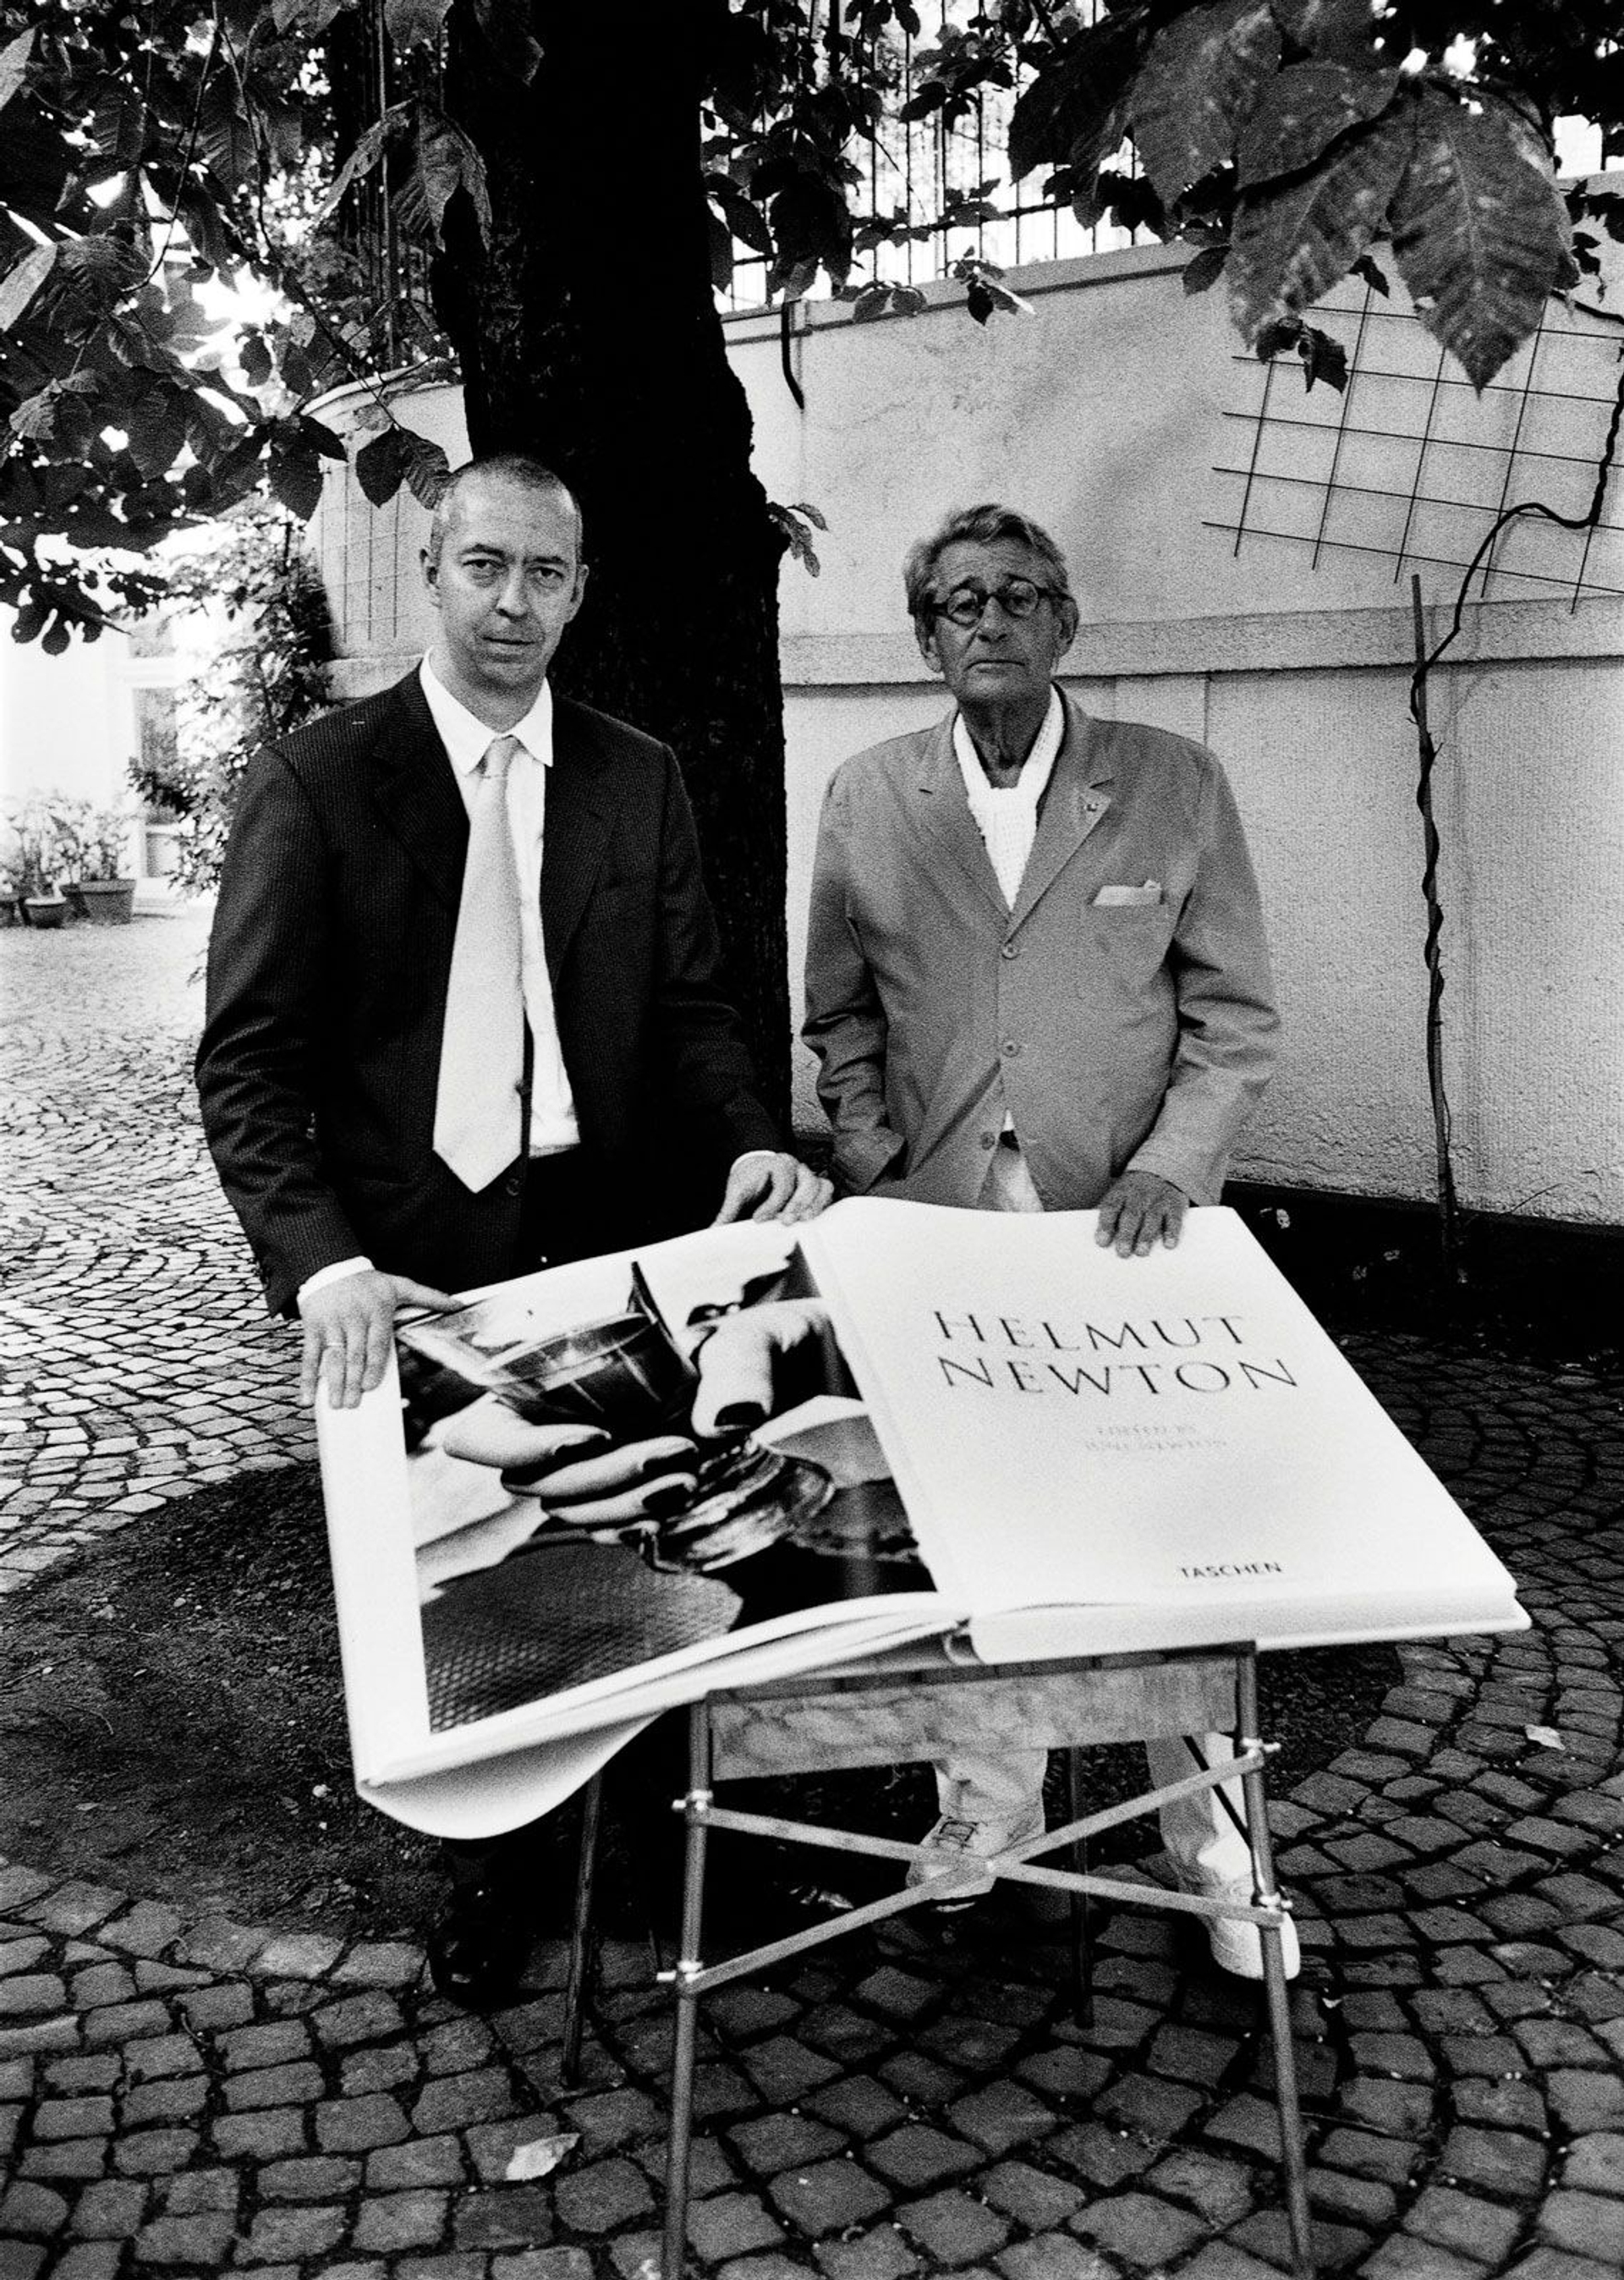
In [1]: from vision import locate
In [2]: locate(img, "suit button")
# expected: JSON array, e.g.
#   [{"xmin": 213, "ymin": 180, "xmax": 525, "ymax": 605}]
[
  {"xmin": 1001, "ymin": 941, "xmax": 1019, "ymax": 959},
  {"xmin": 979, "ymin": 1131, "xmax": 996, "ymax": 1151},
  {"xmin": 1001, "ymin": 1040, "xmax": 1021, "ymax": 1058},
  {"xmin": 502, "ymin": 1173, "xmax": 524, "ymax": 1197}
]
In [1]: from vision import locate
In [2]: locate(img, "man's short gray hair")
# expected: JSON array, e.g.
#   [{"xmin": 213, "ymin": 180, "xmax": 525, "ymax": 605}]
[
  {"xmin": 903, "ymin": 503, "xmax": 1073, "ymax": 626},
  {"xmin": 427, "ymin": 453, "xmax": 584, "ymax": 564}
]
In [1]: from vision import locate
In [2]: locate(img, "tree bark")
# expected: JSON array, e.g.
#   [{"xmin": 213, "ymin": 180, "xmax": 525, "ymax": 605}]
[{"xmin": 434, "ymin": 0, "xmax": 792, "ymax": 1127}]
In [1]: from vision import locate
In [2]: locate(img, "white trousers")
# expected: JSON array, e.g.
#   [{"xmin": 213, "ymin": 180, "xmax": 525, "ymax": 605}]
[{"xmin": 935, "ymin": 1138, "xmax": 1255, "ymax": 1892}]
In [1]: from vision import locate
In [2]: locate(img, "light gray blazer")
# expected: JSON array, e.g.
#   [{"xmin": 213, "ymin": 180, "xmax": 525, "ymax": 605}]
[{"xmin": 803, "ymin": 692, "xmax": 1279, "ymax": 1211}]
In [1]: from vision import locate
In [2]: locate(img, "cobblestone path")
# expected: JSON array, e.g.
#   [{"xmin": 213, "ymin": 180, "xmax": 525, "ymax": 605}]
[
  {"xmin": 0, "ymin": 915, "xmax": 310, "ymax": 1595},
  {"xmin": 3, "ymin": 914, "xmax": 1624, "ymax": 2279}
]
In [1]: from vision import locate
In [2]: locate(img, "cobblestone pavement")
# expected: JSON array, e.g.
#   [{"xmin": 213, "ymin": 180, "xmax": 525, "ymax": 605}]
[
  {"xmin": 4, "ymin": 913, "xmax": 1624, "ymax": 2280},
  {"xmin": 0, "ymin": 913, "xmax": 311, "ymax": 1594}
]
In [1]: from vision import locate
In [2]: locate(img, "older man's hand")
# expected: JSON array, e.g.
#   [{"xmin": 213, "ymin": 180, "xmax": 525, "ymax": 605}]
[
  {"xmin": 1095, "ymin": 1172, "xmax": 1188, "ymax": 1258},
  {"xmin": 713, "ymin": 1151, "xmax": 833, "ymax": 1227}
]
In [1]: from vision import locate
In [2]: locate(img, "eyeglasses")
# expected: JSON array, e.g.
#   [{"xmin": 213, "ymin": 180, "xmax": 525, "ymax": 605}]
[{"xmin": 928, "ymin": 577, "xmax": 1063, "ymax": 628}]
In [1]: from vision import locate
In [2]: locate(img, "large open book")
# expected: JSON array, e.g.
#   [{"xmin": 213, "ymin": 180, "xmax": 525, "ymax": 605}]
[{"xmin": 315, "ymin": 1200, "xmax": 1524, "ymax": 1828}]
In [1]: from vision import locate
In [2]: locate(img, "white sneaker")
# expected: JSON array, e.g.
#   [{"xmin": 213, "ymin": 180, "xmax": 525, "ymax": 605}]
[
  {"xmin": 1194, "ymin": 1877, "xmax": 1301, "ymax": 1981},
  {"xmin": 905, "ymin": 1807, "xmax": 1047, "ymax": 1902}
]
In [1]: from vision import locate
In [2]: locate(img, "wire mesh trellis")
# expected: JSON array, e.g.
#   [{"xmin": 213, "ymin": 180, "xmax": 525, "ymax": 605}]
[{"xmin": 1208, "ymin": 288, "xmax": 1624, "ymax": 609}]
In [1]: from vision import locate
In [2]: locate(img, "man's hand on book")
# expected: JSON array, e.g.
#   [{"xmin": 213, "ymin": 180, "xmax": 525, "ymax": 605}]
[
  {"xmin": 713, "ymin": 1151, "xmax": 834, "ymax": 1226},
  {"xmin": 300, "ymin": 1271, "xmax": 458, "ymax": 1410},
  {"xmin": 436, "ymin": 1398, "xmax": 699, "ymax": 1526},
  {"xmin": 1095, "ymin": 1172, "xmax": 1188, "ymax": 1257},
  {"xmin": 689, "ymin": 1300, "xmax": 832, "ymax": 1437}
]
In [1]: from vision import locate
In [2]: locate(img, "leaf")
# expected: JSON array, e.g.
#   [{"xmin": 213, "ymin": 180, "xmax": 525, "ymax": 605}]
[
  {"xmin": 467, "ymin": 0, "xmax": 543, "ymax": 84},
  {"xmin": 198, "ymin": 77, "xmax": 256, "ymax": 193},
  {"xmin": 386, "ymin": 0, "xmax": 452, "ymax": 50},
  {"xmin": 1182, "ymin": 244, "xmax": 1229, "ymax": 294},
  {"xmin": 240, "ymin": 332, "xmax": 273, "ymax": 388},
  {"xmin": 1524, "ymin": 1725, "xmax": 1563, "ymax": 1751},
  {"xmin": 10, "ymin": 602, "xmax": 47, "ymax": 644},
  {"xmin": 41, "ymin": 617, "xmax": 70, "ymax": 656},
  {"xmin": 315, "ymin": 113, "xmax": 397, "ymax": 228},
  {"xmin": 705, "ymin": 174, "xmax": 772, "ymax": 258},
  {"xmin": 354, "ymin": 428, "xmax": 404, "ymax": 508},
  {"xmin": 1269, "ymin": 0, "xmax": 1380, "ymax": 63},
  {"xmin": 1007, "ymin": 14, "xmax": 1148, "ymax": 185},
  {"xmin": 899, "ymin": 82, "xmax": 946, "ymax": 124},
  {"xmin": 400, "ymin": 431, "xmax": 451, "ymax": 508},
  {"xmin": 0, "ymin": 25, "xmax": 36, "ymax": 115},
  {"xmin": 272, "ymin": 0, "xmax": 354, "ymax": 30},
  {"xmin": 788, "ymin": 500, "xmax": 827, "ymax": 531},
  {"xmin": 91, "ymin": 82, "xmax": 146, "ymax": 165},
  {"xmin": 1388, "ymin": 88, "xmax": 1571, "ymax": 390},
  {"xmin": 1236, "ymin": 60, "xmax": 1401, "ymax": 191},
  {"xmin": 0, "ymin": 243, "xmax": 56, "ymax": 332},
  {"xmin": 1130, "ymin": 0, "xmax": 1282, "ymax": 205},
  {"xmin": 852, "ymin": 281, "xmax": 891, "ymax": 321},
  {"xmin": 1296, "ymin": 322, "xmax": 1347, "ymax": 391},
  {"xmin": 299, "ymin": 415, "xmax": 348, "ymax": 460},
  {"xmin": 9, "ymin": 387, "xmax": 59, "ymax": 441},
  {"xmin": 1226, "ymin": 107, "xmax": 1413, "ymax": 348},
  {"xmin": 410, "ymin": 116, "xmax": 491, "ymax": 247},
  {"xmin": 269, "ymin": 440, "xmax": 324, "ymax": 522},
  {"xmin": 504, "ymin": 2132, "xmax": 579, "ymax": 2183}
]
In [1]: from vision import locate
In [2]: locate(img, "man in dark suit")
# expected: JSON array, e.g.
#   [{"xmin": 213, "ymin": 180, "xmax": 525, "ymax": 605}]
[{"xmin": 197, "ymin": 451, "xmax": 828, "ymax": 1995}]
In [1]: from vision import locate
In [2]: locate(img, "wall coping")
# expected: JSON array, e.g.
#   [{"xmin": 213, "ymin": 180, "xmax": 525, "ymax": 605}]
[{"xmin": 721, "ymin": 239, "xmax": 1191, "ymax": 343}]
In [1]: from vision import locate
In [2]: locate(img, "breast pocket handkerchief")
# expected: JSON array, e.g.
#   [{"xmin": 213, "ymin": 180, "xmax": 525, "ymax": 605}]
[{"xmin": 1092, "ymin": 881, "xmax": 1163, "ymax": 907}]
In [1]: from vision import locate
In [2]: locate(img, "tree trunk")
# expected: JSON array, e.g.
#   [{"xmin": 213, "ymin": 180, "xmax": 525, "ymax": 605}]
[{"xmin": 434, "ymin": 0, "xmax": 792, "ymax": 1127}]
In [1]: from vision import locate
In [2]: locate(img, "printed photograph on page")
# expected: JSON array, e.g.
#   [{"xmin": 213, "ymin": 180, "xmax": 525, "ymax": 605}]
[{"xmin": 392, "ymin": 1227, "xmax": 926, "ymax": 1733}]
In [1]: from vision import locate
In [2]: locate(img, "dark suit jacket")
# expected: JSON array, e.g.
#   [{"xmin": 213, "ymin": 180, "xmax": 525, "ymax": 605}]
[{"xmin": 196, "ymin": 670, "xmax": 781, "ymax": 1315}]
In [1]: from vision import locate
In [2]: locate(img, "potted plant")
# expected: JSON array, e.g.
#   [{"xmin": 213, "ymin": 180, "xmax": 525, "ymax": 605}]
[
  {"xmin": 58, "ymin": 797, "xmax": 138, "ymax": 924},
  {"xmin": 0, "ymin": 852, "xmax": 26, "ymax": 926},
  {"xmin": 5, "ymin": 797, "xmax": 69, "ymax": 928}
]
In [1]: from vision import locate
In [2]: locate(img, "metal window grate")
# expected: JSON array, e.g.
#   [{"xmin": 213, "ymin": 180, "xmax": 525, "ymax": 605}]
[{"xmin": 717, "ymin": 3, "xmax": 1144, "ymax": 313}]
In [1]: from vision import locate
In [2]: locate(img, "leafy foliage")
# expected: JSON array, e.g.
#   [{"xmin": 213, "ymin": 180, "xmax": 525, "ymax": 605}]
[
  {"xmin": 126, "ymin": 503, "xmax": 333, "ymax": 898},
  {"xmin": 0, "ymin": 0, "xmax": 1613, "ymax": 646}
]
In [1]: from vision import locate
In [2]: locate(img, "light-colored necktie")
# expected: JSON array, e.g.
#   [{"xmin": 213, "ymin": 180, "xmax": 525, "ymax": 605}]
[{"xmin": 433, "ymin": 733, "xmax": 526, "ymax": 1191}]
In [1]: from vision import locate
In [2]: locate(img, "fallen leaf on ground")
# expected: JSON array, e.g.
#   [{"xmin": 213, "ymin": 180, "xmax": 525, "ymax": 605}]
[{"xmin": 504, "ymin": 2131, "xmax": 580, "ymax": 2181}]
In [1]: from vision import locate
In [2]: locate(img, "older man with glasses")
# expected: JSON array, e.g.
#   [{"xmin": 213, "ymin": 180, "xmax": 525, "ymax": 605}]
[{"xmin": 803, "ymin": 502, "xmax": 1288, "ymax": 1977}]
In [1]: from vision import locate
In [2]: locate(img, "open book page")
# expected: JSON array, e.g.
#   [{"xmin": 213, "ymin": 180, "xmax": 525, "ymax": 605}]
[
  {"xmin": 315, "ymin": 1219, "xmax": 957, "ymax": 1799},
  {"xmin": 315, "ymin": 1197, "xmax": 1524, "ymax": 1816},
  {"xmin": 798, "ymin": 1201, "xmax": 1526, "ymax": 1659}
]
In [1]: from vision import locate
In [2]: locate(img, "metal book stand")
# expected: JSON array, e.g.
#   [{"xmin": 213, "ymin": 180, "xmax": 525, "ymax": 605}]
[{"xmin": 558, "ymin": 1638, "xmax": 1314, "ymax": 2280}]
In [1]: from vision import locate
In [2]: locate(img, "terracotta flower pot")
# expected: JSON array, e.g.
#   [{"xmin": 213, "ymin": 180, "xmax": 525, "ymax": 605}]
[{"xmin": 71, "ymin": 878, "xmax": 138, "ymax": 925}]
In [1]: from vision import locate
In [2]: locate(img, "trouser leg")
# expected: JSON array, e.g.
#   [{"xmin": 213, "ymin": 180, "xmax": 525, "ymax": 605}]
[
  {"xmin": 1143, "ymin": 1731, "xmax": 1254, "ymax": 1887},
  {"xmin": 933, "ymin": 1748, "xmax": 1049, "ymax": 1822}
]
